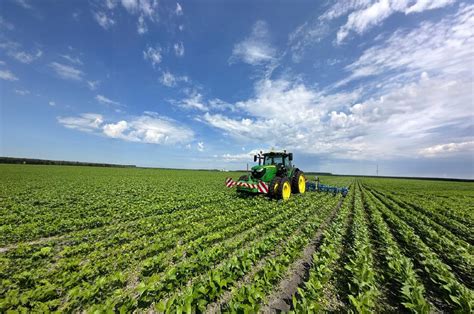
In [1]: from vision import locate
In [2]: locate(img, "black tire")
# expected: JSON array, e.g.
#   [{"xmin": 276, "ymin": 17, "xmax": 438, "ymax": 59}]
[
  {"xmin": 276, "ymin": 177, "xmax": 291, "ymax": 200},
  {"xmin": 268, "ymin": 176, "xmax": 282, "ymax": 199},
  {"xmin": 291, "ymin": 170, "xmax": 305, "ymax": 194},
  {"xmin": 238, "ymin": 175, "xmax": 249, "ymax": 181}
]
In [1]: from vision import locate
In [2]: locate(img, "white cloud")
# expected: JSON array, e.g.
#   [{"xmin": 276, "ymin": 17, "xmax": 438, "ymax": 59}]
[
  {"xmin": 103, "ymin": 120, "xmax": 129, "ymax": 138},
  {"xmin": 49, "ymin": 101, "xmax": 56, "ymax": 106},
  {"xmin": 230, "ymin": 20, "xmax": 276, "ymax": 65},
  {"xmin": 218, "ymin": 149, "xmax": 263, "ymax": 162},
  {"xmin": 60, "ymin": 54, "xmax": 83, "ymax": 65},
  {"xmin": 288, "ymin": 20, "xmax": 328, "ymax": 62},
  {"xmin": 173, "ymin": 42, "xmax": 185, "ymax": 57},
  {"xmin": 14, "ymin": 89, "xmax": 30, "ymax": 95},
  {"xmin": 143, "ymin": 46, "xmax": 162, "ymax": 67},
  {"xmin": 9, "ymin": 49, "xmax": 42, "ymax": 64},
  {"xmin": 197, "ymin": 141, "xmax": 204, "ymax": 151},
  {"xmin": 0, "ymin": 60, "xmax": 5, "ymax": 65},
  {"xmin": 50, "ymin": 62, "xmax": 84, "ymax": 81},
  {"xmin": 0, "ymin": 69, "xmax": 18, "ymax": 81},
  {"xmin": 405, "ymin": 0, "xmax": 456, "ymax": 13},
  {"xmin": 97, "ymin": 0, "xmax": 157, "ymax": 33},
  {"xmin": 58, "ymin": 112, "xmax": 194, "ymax": 145},
  {"xmin": 420, "ymin": 141, "xmax": 474, "ymax": 157},
  {"xmin": 335, "ymin": 0, "xmax": 457, "ymax": 43},
  {"xmin": 160, "ymin": 71, "xmax": 188, "ymax": 87},
  {"xmin": 87, "ymin": 80, "xmax": 100, "ymax": 90},
  {"xmin": 95, "ymin": 94, "xmax": 122, "ymax": 107},
  {"xmin": 137, "ymin": 15, "xmax": 148, "ymax": 34},
  {"xmin": 121, "ymin": 0, "xmax": 158, "ymax": 17},
  {"xmin": 179, "ymin": 91, "xmax": 207, "ymax": 111},
  {"xmin": 340, "ymin": 4, "xmax": 473, "ymax": 84},
  {"xmin": 176, "ymin": 2, "xmax": 183, "ymax": 15},
  {"xmin": 94, "ymin": 11, "xmax": 115, "ymax": 29},
  {"xmin": 57, "ymin": 113, "xmax": 104, "ymax": 132},
  {"xmin": 201, "ymin": 58, "xmax": 472, "ymax": 160}
]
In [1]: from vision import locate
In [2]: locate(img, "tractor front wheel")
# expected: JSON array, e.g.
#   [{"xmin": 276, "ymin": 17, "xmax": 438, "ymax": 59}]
[
  {"xmin": 268, "ymin": 176, "xmax": 281, "ymax": 199},
  {"xmin": 276, "ymin": 177, "xmax": 292, "ymax": 200},
  {"xmin": 291, "ymin": 170, "xmax": 306, "ymax": 194}
]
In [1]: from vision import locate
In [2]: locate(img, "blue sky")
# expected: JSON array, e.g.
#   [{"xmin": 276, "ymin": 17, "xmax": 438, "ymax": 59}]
[{"xmin": 1, "ymin": 0, "xmax": 473, "ymax": 178}]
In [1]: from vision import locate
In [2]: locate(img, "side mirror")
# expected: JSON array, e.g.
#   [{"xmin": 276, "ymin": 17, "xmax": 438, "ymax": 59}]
[
  {"xmin": 289, "ymin": 153, "xmax": 293, "ymax": 161},
  {"xmin": 253, "ymin": 155, "xmax": 257, "ymax": 162}
]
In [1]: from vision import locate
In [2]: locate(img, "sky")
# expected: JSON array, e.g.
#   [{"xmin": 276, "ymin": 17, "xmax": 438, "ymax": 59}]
[{"xmin": 0, "ymin": 0, "xmax": 473, "ymax": 178}]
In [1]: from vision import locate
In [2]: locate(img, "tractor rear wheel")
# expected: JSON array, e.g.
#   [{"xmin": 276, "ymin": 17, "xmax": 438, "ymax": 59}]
[
  {"xmin": 276, "ymin": 177, "xmax": 292, "ymax": 200},
  {"xmin": 268, "ymin": 176, "xmax": 282, "ymax": 199},
  {"xmin": 291, "ymin": 170, "xmax": 306, "ymax": 194}
]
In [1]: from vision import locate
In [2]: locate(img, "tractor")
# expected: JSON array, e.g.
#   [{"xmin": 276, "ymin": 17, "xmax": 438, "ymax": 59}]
[{"xmin": 225, "ymin": 150, "xmax": 306, "ymax": 200}]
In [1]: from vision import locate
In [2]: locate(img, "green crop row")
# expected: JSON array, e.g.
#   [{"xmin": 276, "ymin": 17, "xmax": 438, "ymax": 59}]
[
  {"xmin": 361, "ymin": 187, "xmax": 430, "ymax": 313},
  {"xmin": 290, "ymin": 183, "xmax": 354, "ymax": 312},
  {"xmin": 364, "ymin": 189, "xmax": 474, "ymax": 312}
]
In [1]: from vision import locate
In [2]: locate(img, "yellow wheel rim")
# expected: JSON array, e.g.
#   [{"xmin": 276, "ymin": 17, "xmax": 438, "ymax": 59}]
[
  {"xmin": 274, "ymin": 182, "xmax": 279, "ymax": 192},
  {"xmin": 298, "ymin": 175, "xmax": 306, "ymax": 194},
  {"xmin": 282, "ymin": 181, "xmax": 291, "ymax": 200}
]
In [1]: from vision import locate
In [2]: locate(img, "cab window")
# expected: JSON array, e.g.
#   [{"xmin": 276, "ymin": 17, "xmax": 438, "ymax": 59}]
[{"xmin": 263, "ymin": 156, "xmax": 284, "ymax": 165}]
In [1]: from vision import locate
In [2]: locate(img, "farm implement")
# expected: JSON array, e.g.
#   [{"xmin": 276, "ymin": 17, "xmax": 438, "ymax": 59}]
[{"xmin": 225, "ymin": 151, "xmax": 349, "ymax": 200}]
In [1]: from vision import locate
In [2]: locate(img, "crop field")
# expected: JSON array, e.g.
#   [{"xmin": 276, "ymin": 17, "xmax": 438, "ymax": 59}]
[{"xmin": 0, "ymin": 164, "xmax": 473, "ymax": 312}]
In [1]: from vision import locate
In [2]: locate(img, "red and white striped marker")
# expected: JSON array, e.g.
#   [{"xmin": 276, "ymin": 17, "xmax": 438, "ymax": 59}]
[
  {"xmin": 225, "ymin": 178, "xmax": 268, "ymax": 194},
  {"xmin": 225, "ymin": 177, "xmax": 236, "ymax": 187},
  {"xmin": 257, "ymin": 181, "xmax": 269, "ymax": 194}
]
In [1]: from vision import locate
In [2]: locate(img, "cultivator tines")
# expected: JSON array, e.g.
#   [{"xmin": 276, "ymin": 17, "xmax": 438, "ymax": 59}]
[{"xmin": 305, "ymin": 179, "xmax": 349, "ymax": 197}]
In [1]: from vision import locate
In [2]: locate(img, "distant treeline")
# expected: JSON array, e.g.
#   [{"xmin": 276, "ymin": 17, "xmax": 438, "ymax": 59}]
[{"xmin": 0, "ymin": 157, "xmax": 136, "ymax": 168}]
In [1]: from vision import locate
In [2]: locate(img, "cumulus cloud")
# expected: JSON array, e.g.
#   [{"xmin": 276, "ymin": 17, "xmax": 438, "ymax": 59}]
[
  {"xmin": 143, "ymin": 46, "xmax": 162, "ymax": 67},
  {"xmin": 50, "ymin": 62, "xmax": 84, "ymax": 80},
  {"xmin": 0, "ymin": 69, "xmax": 18, "ymax": 81},
  {"xmin": 201, "ymin": 56, "xmax": 472, "ymax": 160},
  {"xmin": 58, "ymin": 112, "xmax": 194, "ymax": 145},
  {"xmin": 230, "ymin": 20, "xmax": 276, "ymax": 65},
  {"xmin": 49, "ymin": 101, "xmax": 56, "ymax": 106}
]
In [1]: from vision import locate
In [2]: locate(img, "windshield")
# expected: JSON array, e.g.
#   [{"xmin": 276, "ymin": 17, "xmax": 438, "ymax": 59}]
[{"xmin": 263, "ymin": 155, "xmax": 284, "ymax": 165}]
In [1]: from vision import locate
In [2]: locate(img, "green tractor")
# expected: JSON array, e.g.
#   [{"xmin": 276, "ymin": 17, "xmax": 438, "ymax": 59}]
[{"xmin": 225, "ymin": 150, "xmax": 306, "ymax": 200}]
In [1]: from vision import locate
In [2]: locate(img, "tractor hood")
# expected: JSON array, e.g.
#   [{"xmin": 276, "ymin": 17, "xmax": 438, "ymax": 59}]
[{"xmin": 250, "ymin": 164, "xmax": 276, "ymax": 182}]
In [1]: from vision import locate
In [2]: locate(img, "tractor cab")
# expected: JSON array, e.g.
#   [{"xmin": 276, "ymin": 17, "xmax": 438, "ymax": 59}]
[{"xmin": 254, "ymin": 151, "xmax": 293, "ymax": 177}]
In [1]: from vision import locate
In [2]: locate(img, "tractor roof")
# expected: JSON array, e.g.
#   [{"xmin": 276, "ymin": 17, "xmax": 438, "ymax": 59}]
[{"xmin": 262, "ymin": 151, "xmax": 291, "ymax": 156}]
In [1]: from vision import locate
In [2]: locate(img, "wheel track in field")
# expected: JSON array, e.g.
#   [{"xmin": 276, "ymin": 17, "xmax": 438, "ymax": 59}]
[{"xmin": 208, "ymin": 197, "xmax": 344, "ymax": 313}]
